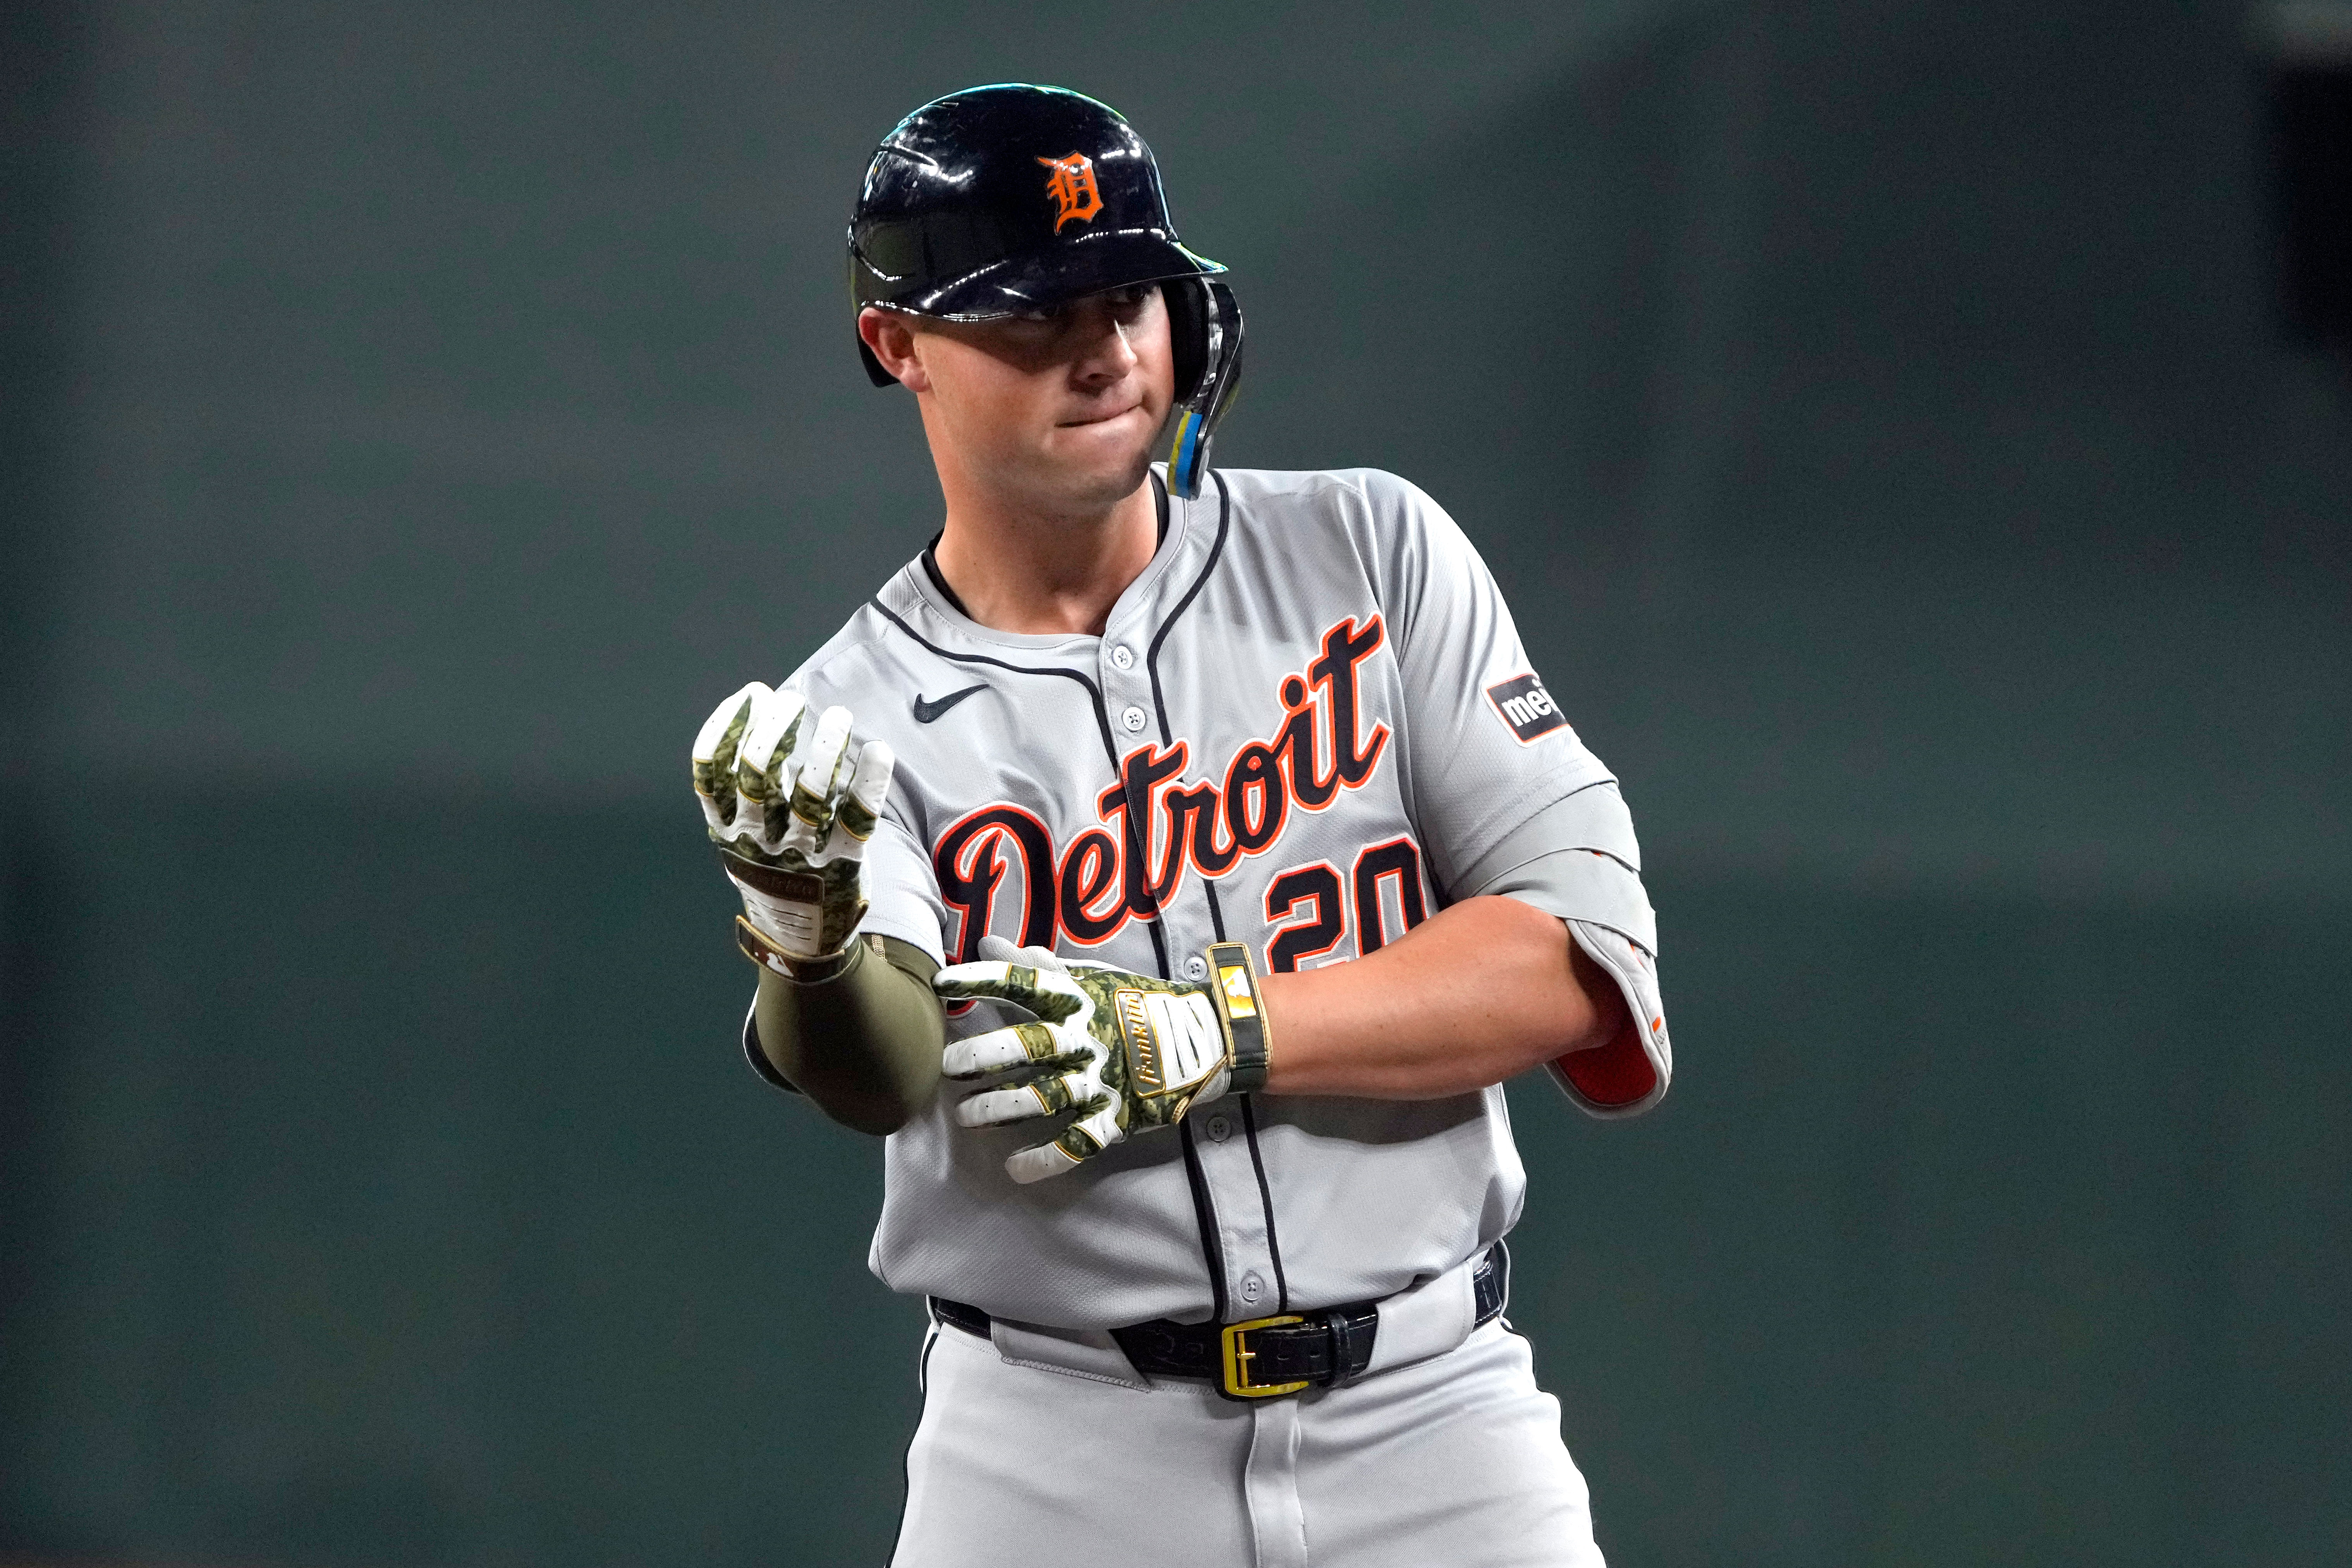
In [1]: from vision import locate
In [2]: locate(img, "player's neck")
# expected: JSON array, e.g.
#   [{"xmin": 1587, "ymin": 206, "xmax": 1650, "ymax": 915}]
[{"xmin": 931, "ymin": 479, "xmax": 1158, "ymax": 638}]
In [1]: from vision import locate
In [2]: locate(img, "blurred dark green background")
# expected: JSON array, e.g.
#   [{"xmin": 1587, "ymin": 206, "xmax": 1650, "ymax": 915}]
[{"xmin": 4, "ymin": 2, "xmax": 2346, "ymax": 1563}]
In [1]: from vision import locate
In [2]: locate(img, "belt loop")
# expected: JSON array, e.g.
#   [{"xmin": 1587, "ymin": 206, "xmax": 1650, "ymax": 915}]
[{"xmin": 1317, "ymin": 1309, "xmax": 1349, "ymax": 1388}]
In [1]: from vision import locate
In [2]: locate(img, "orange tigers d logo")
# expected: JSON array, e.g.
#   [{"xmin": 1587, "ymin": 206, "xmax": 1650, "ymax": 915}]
[{"xmin": 1036, "ymin": 152, "xmax": 1105, "ymax": 232}]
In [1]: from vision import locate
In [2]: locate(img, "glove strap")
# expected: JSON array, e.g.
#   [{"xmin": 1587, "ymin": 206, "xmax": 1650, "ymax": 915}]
[
  {"xmin": 1204, "ymin": 941, "xmax": 1271, "ymax": 1094},
  {"xmin": 735, "ymin": 915, "xmax": 868, "ymax": 986}
]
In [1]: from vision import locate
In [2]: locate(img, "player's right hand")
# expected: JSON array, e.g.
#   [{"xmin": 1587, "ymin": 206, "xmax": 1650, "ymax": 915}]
[
  {"xmin": 934, "ymin": 936, "xmax": 1236, "ymax": 1184},
  {"xmin": 692, "ymin": 682, "xmax": 894, "ymax": 963}
]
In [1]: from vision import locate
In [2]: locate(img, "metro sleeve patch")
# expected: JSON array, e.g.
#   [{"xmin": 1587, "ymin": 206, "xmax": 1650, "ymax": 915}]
[{"xmin": 1484, "ymin": 673, "xmax": 1569, "ymax": 744}]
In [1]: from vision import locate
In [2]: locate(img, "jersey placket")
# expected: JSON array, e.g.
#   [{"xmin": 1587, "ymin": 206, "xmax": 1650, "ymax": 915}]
[
  {"xmin": 1105, "ymin": 584, "xmax": 1289, "ymax": 1328},
  {"xmin": 1189, "ymin": 1096, "xmax": 1283, "ymax": 1318}
]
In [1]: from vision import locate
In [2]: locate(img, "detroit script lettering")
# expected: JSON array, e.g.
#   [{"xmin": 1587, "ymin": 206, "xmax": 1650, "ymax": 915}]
[{"xmin": 933, "ymin": 617, "xmax": 1389, "ymax": 958}]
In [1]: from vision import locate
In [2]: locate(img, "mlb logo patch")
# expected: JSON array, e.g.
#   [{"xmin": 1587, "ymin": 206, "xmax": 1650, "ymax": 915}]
[{"xmin": 1485, "ymin": 673, "xmax": 1568, "ymax": 743}]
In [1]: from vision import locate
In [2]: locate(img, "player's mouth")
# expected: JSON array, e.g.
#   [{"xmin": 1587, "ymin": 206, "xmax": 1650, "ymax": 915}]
[{"xmin": 1056, "ymin": 398, "xmax": 1145, "ymax": 428}]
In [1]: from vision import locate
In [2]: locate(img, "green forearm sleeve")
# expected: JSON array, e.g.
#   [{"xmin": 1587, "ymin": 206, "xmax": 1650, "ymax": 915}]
[{"xmin": 750, "ymin": 935, "xmax": 944, "ymax": 1136}]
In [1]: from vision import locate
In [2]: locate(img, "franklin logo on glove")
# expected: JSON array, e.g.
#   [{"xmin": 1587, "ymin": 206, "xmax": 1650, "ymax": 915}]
[{"xmin": 932, "ymin": 936, "xmax": 1271, "ymax": 1183}]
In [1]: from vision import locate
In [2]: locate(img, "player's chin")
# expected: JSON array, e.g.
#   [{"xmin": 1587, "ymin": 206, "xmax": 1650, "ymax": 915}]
[{"xmin": 1043, "ymin": 409, "xmax": 1160, "ymax": 491}]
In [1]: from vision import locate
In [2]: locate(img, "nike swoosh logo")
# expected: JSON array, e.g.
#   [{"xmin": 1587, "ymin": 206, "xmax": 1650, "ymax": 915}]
[{"xmin": 912, "ymin": 684, "xmax": 987, "ymax": 723}]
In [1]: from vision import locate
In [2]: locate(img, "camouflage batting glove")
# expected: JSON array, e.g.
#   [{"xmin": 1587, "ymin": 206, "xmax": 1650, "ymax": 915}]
[
  {"xmin": 934, "ymin": 936, "xmax": 1272, "ymax": 1184},
  {"xmin": 692, "ymin": 682, "xmax": 895, "ymax": 974}
]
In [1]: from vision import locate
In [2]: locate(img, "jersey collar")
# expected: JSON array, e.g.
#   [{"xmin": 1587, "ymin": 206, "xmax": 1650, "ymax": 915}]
[{"xmin": 903, "ymin": 467, "xmax": 1197, "ymax": 649}]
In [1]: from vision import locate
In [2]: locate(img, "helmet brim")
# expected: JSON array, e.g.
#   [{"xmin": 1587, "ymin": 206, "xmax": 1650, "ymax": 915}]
[{"xmin": 876, "ymin": 228, "xmax": 1225, "ymax": 321}]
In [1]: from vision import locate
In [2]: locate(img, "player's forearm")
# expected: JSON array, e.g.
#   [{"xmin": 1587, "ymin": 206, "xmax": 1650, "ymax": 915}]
[
  {"xmin": 1258, "ymin": 895, "xmax": 1627, "ymax": 1100},
  {"xmin": 753, "ymin": 937, "xmax": 945, "ymax": 1135}
]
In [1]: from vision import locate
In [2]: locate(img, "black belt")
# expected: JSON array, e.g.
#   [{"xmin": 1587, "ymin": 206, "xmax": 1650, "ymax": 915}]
[{"xmin": 931, "ymin": 1242, "xmax": 1508, "ymax": 1402}]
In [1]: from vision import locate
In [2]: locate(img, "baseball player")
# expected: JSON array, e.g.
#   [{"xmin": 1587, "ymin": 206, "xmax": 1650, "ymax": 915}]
[{"xmin": 691, "ymin": 84, "xmax": 1672, "ymax": 1567}]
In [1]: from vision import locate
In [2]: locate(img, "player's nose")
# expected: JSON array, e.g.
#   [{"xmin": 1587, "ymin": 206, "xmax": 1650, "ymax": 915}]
[{"xmin": 1067, "ymin": 298, "xmax": 1139, "ymax": 387}]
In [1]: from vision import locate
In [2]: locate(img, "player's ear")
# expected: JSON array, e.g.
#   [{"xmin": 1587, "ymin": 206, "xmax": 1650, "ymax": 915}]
[{"xmin": 858, "ymin": 307, "xmax": 931, "ymax": 393}]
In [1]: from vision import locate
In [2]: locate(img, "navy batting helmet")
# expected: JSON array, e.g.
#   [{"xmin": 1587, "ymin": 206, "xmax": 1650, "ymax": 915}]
[{"xmin": 847, "ymin": 84, "xmax": 1244, "ymax": 498}]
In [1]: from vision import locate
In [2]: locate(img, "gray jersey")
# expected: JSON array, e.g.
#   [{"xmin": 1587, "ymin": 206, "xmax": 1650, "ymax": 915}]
[{"xmin": 763, "ymin": 465, "xmax": 1670, "ymax": 1330}]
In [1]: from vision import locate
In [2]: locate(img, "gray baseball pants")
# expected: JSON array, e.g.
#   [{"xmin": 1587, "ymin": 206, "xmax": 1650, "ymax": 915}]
[{"xmin": 891, "ymin": 1316, "xmax": 1607, "ymax": 1567}]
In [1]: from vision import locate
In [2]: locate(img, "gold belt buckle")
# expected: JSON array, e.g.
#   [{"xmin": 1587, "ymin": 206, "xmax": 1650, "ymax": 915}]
[{"xmin": 1220, "ymin": 1314, "xmax": 1310, "ymax": 1399}]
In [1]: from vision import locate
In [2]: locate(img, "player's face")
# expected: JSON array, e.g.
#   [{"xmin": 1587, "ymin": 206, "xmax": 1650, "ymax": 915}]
[{"xmin": 893, "ymin": 285, "xmax": 1175, "ymax": 515}]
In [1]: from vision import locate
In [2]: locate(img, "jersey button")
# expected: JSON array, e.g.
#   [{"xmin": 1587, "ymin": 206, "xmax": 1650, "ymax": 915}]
[
  {"xmin": 1109, "ymin": 644, "xmax": 1135, "ymax": 671},
  {"xmin": 1120, "ymin": 704, "xmax": 1148, "ymax": 734},
  {"xmin": 1239, "ymin": 1272, "xmax": 1266, "ymax": 1305},
  {"xmin": 1182, "ymin": 954, "xmax": 1208, "ymax": 981},
  {"xmin": 1204, "ymin": 1113, "xmax": 1232, "ymax": 1142}
]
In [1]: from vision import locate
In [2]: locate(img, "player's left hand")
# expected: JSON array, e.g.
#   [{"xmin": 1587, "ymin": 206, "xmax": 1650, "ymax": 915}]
[{"xmin": 935, "ymin": 937, "xmax": 1235, "ymax": 1184}]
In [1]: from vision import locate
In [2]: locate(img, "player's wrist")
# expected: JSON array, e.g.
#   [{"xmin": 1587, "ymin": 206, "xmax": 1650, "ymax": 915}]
[
  {"xmin": 1202, "ymin": 941, "xmax": 1272, "ymax": 1094},
  {"xmin": 735, "ymin": 915, "xmax": 873, "ymax": 986}
]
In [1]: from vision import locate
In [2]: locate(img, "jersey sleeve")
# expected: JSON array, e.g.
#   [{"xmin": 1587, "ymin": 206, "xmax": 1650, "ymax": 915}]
[
  {"xmin": 1364, "ymin": 472, "xmax": 1671, "ymax": 1118},
  {"xmin": 857, "ymin": 809, "xmax": 950, "ymax": 963},
  {"xmin": 1363, "ymin": 471, "xmax": 1617, "ymax": 891},
  {"xmin": 1468, "ymin": 788, "xmax": 1672, "ymax": 1118}
]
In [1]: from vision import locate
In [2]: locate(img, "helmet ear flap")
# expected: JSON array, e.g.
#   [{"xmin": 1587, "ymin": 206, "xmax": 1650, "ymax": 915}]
[
  {"xmin": 1166, "ymin": 276, "xmax": 1209, "ymax": 402},
  {"xmin": 1163, "ymin": 279, "xmax": 1244, "ymax": 501}
]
